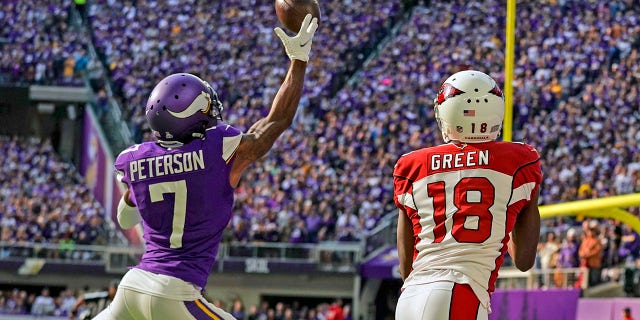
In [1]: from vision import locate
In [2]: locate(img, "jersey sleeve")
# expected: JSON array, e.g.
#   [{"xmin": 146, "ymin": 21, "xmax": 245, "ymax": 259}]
[
  {"xmin": 206, "ymin": 124, "xmax": 243, "ymax": 163},
  {"xmin": 509, "ymin": 143, "xmax": 542, "ymax": 207},
  {"xmin": 114, "ymin": 147, "xmax": 132, "ymax": 185},
  {"xmin": 114, "ymin": 144, "xmax": 139, "ymax": 205},
  {"xmin": 393, "ymin": 154, "xmax": 416, "ymax": 212}
]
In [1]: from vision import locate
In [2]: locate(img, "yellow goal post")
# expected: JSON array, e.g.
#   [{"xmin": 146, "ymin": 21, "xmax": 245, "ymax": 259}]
[{"xmin": 539, "ymin": 193, "xmax": 640, "ymax": 234}]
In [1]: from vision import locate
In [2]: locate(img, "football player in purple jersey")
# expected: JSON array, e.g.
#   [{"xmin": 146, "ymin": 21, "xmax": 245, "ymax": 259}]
[{"xmin": 95, "ymin": 15, "xmax": 318, "ymax": 320}]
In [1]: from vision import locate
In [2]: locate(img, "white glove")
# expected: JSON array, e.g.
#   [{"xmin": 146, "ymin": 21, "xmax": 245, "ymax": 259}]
[{"xmin": 274, "ymin": 14, "xmax": 319, "ymax": 62}]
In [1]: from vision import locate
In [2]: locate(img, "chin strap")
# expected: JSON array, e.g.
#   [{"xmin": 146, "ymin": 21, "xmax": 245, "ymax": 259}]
[{"xmin": 157, "ymin": 140, "xmax": 184, "ymax": 148}]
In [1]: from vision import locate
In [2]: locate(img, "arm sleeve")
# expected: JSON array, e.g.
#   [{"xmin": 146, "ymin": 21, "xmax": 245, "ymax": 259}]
[{"xmin": 117, "ymin": 196, "xmax": 141, "ymax": 229}]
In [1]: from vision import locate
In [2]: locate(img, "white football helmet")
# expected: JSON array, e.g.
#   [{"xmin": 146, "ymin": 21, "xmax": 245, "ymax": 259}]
[{"xmin": 434, "ymin": 70, "xmax": 505, "ymax": 143}]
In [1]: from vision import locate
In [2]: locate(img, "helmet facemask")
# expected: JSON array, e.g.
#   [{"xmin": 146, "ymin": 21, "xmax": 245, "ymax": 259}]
[
  {"xmin": 433, "ymin": 104, "xmax": 451, "ymax": 143},
  {"xmin": 204, "ymin": 81, "xmax": 224, "ymax": 122}
]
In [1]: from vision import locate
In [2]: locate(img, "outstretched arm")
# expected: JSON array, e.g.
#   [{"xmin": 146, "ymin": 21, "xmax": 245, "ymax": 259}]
[{"xmin": 230, "ymin": 15, "xmax": 318, "ymax": 186}]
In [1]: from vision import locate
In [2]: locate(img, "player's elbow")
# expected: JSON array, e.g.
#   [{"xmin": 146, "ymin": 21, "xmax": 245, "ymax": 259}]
[
  {"xmin": 514, "ymin": 256, "xmax": 535, "ymax": 272},
  {"xmin": 510, "ymin": 238, "xmax": 537, "ymax": 271}
]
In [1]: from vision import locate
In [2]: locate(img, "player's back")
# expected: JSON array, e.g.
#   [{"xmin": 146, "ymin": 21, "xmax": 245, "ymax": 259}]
[
  {"xmin": 393, "ymin": 141, "xmax": 541, "ymax": 299},
  {"xmin": 115, "ymin": 125, "xmax": 242, "ymax": 289}
]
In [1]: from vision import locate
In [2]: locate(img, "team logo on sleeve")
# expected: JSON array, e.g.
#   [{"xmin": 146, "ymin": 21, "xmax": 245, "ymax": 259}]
[{"xmin": 436, "ymin": 83, "xmax": 465, "ymax": 105}]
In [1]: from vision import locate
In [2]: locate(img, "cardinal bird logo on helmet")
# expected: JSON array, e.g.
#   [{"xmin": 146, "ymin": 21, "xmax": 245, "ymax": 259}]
[
  {"xmin": 489, "ymin": 84, "xmax": 504, "ymax": 99},
  {"xmin": 436, "ymin": 83, "xmax": 465, "ymax": 105}
]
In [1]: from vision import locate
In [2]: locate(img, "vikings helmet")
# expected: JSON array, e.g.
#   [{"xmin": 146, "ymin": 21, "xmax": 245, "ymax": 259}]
[
  {"xmin": 434, "ymin": 70, "xmax": 505, "ymax": 143},
  {"xmin": 145, "ymin": 73, "xmax": 223, "ymax": 143}
]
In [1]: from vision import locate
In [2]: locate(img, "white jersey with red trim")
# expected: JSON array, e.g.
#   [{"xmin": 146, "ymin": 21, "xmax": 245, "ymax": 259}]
[{"xmin": 393, "ymin": 141, "xmax": 541, "ymax": 308}]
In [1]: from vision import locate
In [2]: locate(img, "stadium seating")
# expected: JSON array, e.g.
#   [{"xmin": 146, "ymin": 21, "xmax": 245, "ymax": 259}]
[
  {"xmin": 1, "ymin": 0, "xmax": 640, "ymax": 318},
  {"xmin": 0, "ymin": 286, "xmax": 350, "ymax": 319},
  {"xmin": 333, "ymin": 0, "xmax": 640, "ymax": 283},
  {"xmin": 86, "ymin": 0, "xmax": 410, "ymax": 243},
  {"xmin": 0, "ymin": 1, "xmax": 91, "ymax": 86},
  {"xmin": 0, "ymin": 137, "xmax": 109, "ymax": 259},
  {"xmin": 87, "ymin": 0, "xmax": 408, "ymax": 142},
  {"xmin": 224, "ymin": 0, "xmax": 640, "ymax": 246},
  {"xmin": 1, "ymin": 0, "xmax": 639, "ymax": 264}
]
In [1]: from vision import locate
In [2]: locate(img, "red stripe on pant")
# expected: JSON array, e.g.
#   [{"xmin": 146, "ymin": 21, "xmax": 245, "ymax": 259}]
[{"xmin": 449, "ymin": 283, "xmax": 480, "ymax": 320}]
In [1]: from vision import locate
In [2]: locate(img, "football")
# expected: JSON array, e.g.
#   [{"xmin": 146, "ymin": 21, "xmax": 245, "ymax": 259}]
[{"xmin": 275, "ymin": 0, "xmax": 321, "ymax": 33}]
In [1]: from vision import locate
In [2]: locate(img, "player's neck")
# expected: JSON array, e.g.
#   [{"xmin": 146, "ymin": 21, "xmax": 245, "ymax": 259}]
[{"xmin": 450, "ymin": 141, "xmax": 468, "ymax": 149}]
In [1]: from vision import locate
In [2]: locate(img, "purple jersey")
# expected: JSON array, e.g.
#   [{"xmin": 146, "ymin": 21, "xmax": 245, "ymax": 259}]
[{"xmin": 114, "ymin": 125, "xmax": 242, "ymax": 288}]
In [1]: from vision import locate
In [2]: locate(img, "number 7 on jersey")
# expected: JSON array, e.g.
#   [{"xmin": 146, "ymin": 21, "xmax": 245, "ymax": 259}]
[{"xmin": 149, "ymin": 180, "xmax": 188, "ymax": 248}]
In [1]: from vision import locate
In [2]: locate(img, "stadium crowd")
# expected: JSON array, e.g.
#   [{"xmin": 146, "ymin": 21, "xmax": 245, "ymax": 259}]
[
  {"xmin": 87, "ymin": 0, "xmax": 409, "ymax": 142},
  {"xmin": 0, "ymin": 0, "xmax": 639, "ymax": 286},
  {"xmin": 83, "ymin": 0, "xmax": 640, "ymax": 248},
  {"xmin": 0, "ymin": 285, "xmax": 352, "ymax": 320},
  {"xmin": 0, "ymin": 0, "xmax": 93, "ymax": 86},
  {"xmin": 85, "ymin": 0, "xmax": 415, "ymax": 244},
  {"xmin": 334, "ymin": 0, "xmax": 640, "ymax": 285},
  {"xmin": 223, "ymin": 0, "xmax": 640, "ymax": 254},
  {"xmin": 0, "ymin": 136, "xmax": 109, "ymax": 260}
]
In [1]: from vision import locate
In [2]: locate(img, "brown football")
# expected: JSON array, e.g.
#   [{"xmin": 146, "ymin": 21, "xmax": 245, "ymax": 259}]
[{"xmin": 275, "ymin": 0, "xmax": 321, "ymax": 33}]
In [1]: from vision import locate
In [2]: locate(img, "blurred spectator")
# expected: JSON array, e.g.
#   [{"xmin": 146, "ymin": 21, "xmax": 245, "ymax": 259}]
[
  {"xmin": 623, "ymin": 307, "xmax": 634, "ymax": 320},
  {"xmin": 580, "ymin": 224, "xmax": 604, "ymax": 287},
  {"xmin": 70, "ymin": 280, "xmax": 117, "ymax": 319},
  {"xmin": 538, "ymin": 231, "xmax": 560, "ymax": 287},
  {"xmin": 620, "ymin": 224, "xmax": 640, "ymax": 262},
  {"xmin": 289, "ymin": 218, "xmax": 309, "ymax": 244},
  {"xmin": 274, "ymin": 302, "xmax": 285, "ymax": 319},
  {"xmin": 554, "ymin": 228, "xmax": 581, "ymax": 287},
  {"xmin": 30, "ymin": 288, "xmax": 55, "ymax": 316},
  {"xmin": 557, "ymin": 228, "xmax": 581, "ymax": 269},
  {"xmin": 230, "ymin": 299, "xmax": 246, "ymax": 320},
  {"xmin": 602, "ymin": 222, "xmax": 624, "ymax": 269},
  {"xmin": 58, "ymin": 289, "xmax": 77, "ymax": 317},
  {"xmin": 247, "ymin": 304, "xmax": 261, "ymax": 320},
  {"xmin": 539, "ymin": 232, "xmax": 560, "ymax": 270},
  {"xmin": 326, "ymin": 299, "xmax": 344, "ymax": 320},
  {"xmin": 336, "ymin": 210, "xmax": 360, "ymax": 242}
]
